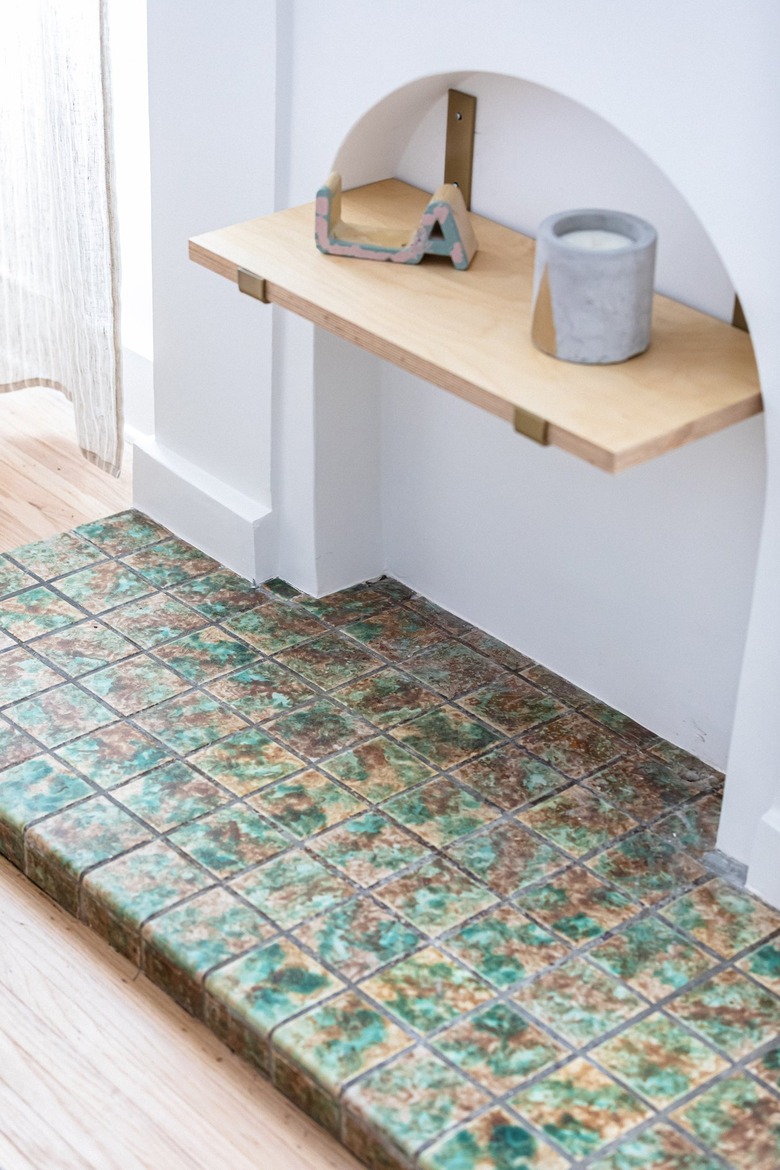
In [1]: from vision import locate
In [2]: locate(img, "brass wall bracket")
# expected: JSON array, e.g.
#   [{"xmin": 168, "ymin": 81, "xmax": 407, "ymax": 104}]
[
  {"xmin": 444, "ymin": 90, "xmax": 477, "ymax": 211},
  {"xmin": 237, "ymin": 269, "xmax": 269, "ymax": 303},
  {"xmin": 514, "ymin": 406, "xmax": 550, "ymax": 445}
]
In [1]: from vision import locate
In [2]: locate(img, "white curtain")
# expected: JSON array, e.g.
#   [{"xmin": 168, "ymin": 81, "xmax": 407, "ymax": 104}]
[{"xmin": 0, "ymin": 0, "xmax": 122, "ymax": 475}]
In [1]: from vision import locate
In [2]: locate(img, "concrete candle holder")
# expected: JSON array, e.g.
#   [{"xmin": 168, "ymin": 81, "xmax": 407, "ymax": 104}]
[{"xmin": 531, "ymin": 208, "xmax": 657, "ymax": 364}]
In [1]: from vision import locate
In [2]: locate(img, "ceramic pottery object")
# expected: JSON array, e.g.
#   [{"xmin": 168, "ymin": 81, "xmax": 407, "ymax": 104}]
[{"xmin": 531, "ymin": 209, "xmax": 657, "ymax": 364}]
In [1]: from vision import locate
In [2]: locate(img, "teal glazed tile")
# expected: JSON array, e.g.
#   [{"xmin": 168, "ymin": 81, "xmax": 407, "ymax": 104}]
[
  {"xmin": 593, "ymin": 1013, "xmax": 727, "ymax": 1106},
  {"xmin": 261, "ymin": 577, "xmax": 302, "ymax": 600},
  {"xmin": 447, "ymin": 821, "xmax": 565, "ymax": 896},
  {"xmin": 666, "ymin": 967, "xmax": 780, "ymax": 1058},
  {"xmin": 392, "ymin": 707, "xmax": 501, "ymax": 769},
  {"xmin": 206, "ymin": 659, "xmax": 316, "ymax": 722},
  {"xmin": 250, "ymin": 770, "xmax": 365, "ymax": 838},
  {"xmin": 361, "ymin": 946, "xmax": 493, "ymax": 1034},
  {"xmin": 266, "ymin": 698, "xmax": 374, "ymax": 760},
  {"xmin": 522, "ymin": 665, "xmax": 592, "ymax": 708},
  {"xmin": 460, "ymin": 628, "xmax": 535, "ymax": 672},
  {"xmin": 433, "ymin": 1002, "xmax": 565, "ymax": 1095},
  {"xmin": 170, "ymin": 804, "xmax": 288, "ymax": 878},
  {"xmin": 8, "ymin": 531, "xmax": 105, "ymax": 578},
  {"xmin": 589, "ymin": 915, "xmax": 712, "ymax": 1000},
  {"xmin": 323, "ymin": 736, "xmax": 434, "ymax": 802},
  {"xmin": 172, "ymin": 568, "xmax": 263, "ymax": 621},
  {"xmin": 377, "ymin": 856, "xmax": 498, "ymax": 935},
  {"xmin": 515, "ymin": 956, "xmax": 644, "ymax": 1047},
  {"xmin": 0, "ymin": 647, "xmax": 62, "ymax": 704},
  {"xmin": 0, "ymin": 557, "xmax": 38, "ymax": 597},
  {"xmin": 661, "ymin": 877, "xmax": 780, "ymax": 956},
  {"xmin": 342, "ymin": 607, "xmax": 448, "ymax": 660},
  {"xmin": 520, "ymin": 713, "xmax": 626, "ymax": 780},
  {"xmin": 0, "ymin": 755, "xmax": 92, "ymax": 866},
  {"xmin": 277, "ymin": 632, "xmax": 381, "ymax": 690},
  {"xmin": 654, "ymin": 792, "xmax": 722, "ymax": 859},
  {"xmin": 7, "ymin": 683, "xmax": 116, "ymax": 747},
  {"xmin": 191, "ymin": 727, "xmax": 304, "ymax": 795},
  {"xmin": 0, "ymin": 718, "xmax": 39, "ymax": 769},
  {"xmin": 577, "ymin": 699, "xmax": 655, "ymax": 750},
  {"xmin": 231, "ymin": 849, "xmax": 353, "ymax": 929},
  {"xmin": 509, "ymin": 1057, "xmax": 651, "ymax": 1158},
  {"xmin": 420, "ymin": 1107, "xmax": 567, "ymax": 1170},
  {"xmin": 153, "ymin": 625, "xmax": 259, "ymax": 683},
  {"xmin": 223, "ymin": 600, "xmax": 325, "ymax": 653},
  {"xmin": 586, "ymin": 1123, "xmax": 723, "ymax": 1170},
  {"xmin": 25, "ymin": 794, "xmax": 151, "ymax": 914},
  {"xmin": 104, "ymin": 592, "xmax": 207, "ymax": 649},
  {"xmin": 515, "ymin": 867, "xmax": 636, "ymax": 943},
  {"xmin": 35, "ymin": 621, "xmax": 136, "ymax": 676},
  {"xmin": 400, "ymin": 640, "xmax": 503, "ymax": 699},
  {"xmin": 75, "ymin": 509, "xmax": 170, "ymax": 555},
  {"xmin": 81, "ymin": 838, "xmax": 212, "ymax": 964},
  {"xmin": 586, "ymin": 754, "xmax": 692, "ymax": 822},
  {"xmin": 310, "ymin": 811, "xmax": 430, "ymax": 884},
  {"xmin": 134, "ymin": 691, "xmax": 247, "ymax": 754},
  {"xmin": 446, "ymin": 905, "xmax": 569, "ymax": 989},
  {"xmin": 332, "ymin": 668, "xmax": 441, "ymax": 731},
  {"xmin": 751, "ymin": 1045, "xmax": 780, "ymax": 1091},
  {"xmin": 460, "ymin": 676, "xmax": 568, "ymax": 736},
  {"xmin": 383, "ymin": 777, "xmax": 498, "ymax": 848},
  {"xmin": 404, "ymin": 595, "xmax": 473, "ymax": 636},
  {"xmin": 114, "ymin": 759, "xmax": 227, "ymax": 832},
  {"xmin": 297, "ymin": 584, "xmax": 390, "ymax": 625},
  {"xmin": 738, "ymin": 939, "xmax": 780, "ymax": 994},
  {"xmin": 672, "ymin": 1072, "xmax": 780, "ymax": 1170},
  {"xmin": 142, "ymin": 886, "xmax": 272, "ymax": 1015},
  {"xmin": 647, "ymin": 739, "xmax": 724, "ymax": 790},
  {"xmin": 55, "ymin": 560, "xmax": 153, "ymax": 614},
  {"xmin": 80, "ymin": 655, "xmax": 187, "ymax": 715},
  {"xmin": 370, "ymin": 577, "xmax": 412, "ymax": 602},
  {"xmin": 294, "ymin": 897, "xmax": 421, "ymax": 981},
  {"xmin": 0, "ymin": 586, "xmax": 82, "ymax": 640},
  {"xmin": 123, "ymin": 538, "xmax": 219, "ymax": 587},
  {"xmin": 590, "ymin": 829, "xmax": 706, "ymax": 904},
  {"xmin": 454, "ymin": 743, "xmax": 569, "ymax": 811},
  {"xmin": 519, "ymin": 786, "xmax": 636, "ymax": 858},
  {"xmin": 343, "ymin": 1046, "xmax": 488, "ymax": 1164},
  {"xmin": 56, "ymin": 723, "xmax": 171, "ymax": 788}
]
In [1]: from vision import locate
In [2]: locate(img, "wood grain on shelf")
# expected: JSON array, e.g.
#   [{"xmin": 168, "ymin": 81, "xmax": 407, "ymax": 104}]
[{"xmin": 190, "ymin": 179, "xmax": 762, "ymax": 472}]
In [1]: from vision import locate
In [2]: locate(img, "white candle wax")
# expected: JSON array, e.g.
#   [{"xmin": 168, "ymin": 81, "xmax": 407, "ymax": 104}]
[{"xmin": 559, "ymin": 228, "xmax": 632, "ymax": 251}]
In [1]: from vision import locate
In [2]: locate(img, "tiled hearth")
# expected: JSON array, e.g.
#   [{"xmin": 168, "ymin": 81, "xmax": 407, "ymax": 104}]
[{"xmin": 1, "ymin": 511, "xmax": 779, "ymax": 1169}]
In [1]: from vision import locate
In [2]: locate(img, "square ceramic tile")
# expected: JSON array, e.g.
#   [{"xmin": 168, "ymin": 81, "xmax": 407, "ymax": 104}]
[
  {"xmin": 56, "ymin": 560, "xmax": 153, "ymax": 614},
  {"xmin": 0, "ymin": 755, "xmax": 93, "ymax": 866},
  {"xmin": 404, "ymin": 596, "xmax": 473, "ymax": 636},
  {"xmin": 459, "ymin": 629, "xmax": 535, "ymax": 672},
  {"xmin": 666, "ymin": 968, "xmax": 780, "ymax": 1058},
  {"xmin": 169, "ymin": 804, "xmax": 289, "ymax": 877},
  {"xmin": 514, "ymin": 956, "xmax": 645, "ymax": 1047},
  {"xmin": 400, "ymin": 640, "xmax": 504, "ymax": 699},
  {"xmin": 647, "ymin": 740, "xmax": 724, "ymax": 790},
  {"xmin": 310, "ymin": 811, "xmax": 430, "ymax": 884},
  {"xmin": 738, "ymin": 939, "xmax": 780, "ymax": 994},
  {"xmin": 434, "ymin": 1002, "xmax": 566, "ymax": 1094},
  {"xmin": 231, "ymin": 850, "xmax": 353, "ymax": 929},
  {"xmin": 223, "ymin": 600, "xmax": 325, "ymax": 653},
  {"xmin": 593, "ymin": 1012, "xmax": 727, "ymax": 1106},
  {"xmin": 521, "ymin": 666, "xmax": 592, "ymax": 708},
  {"xmin": 654, "ymin": 793, "xmax": 722, "ymax": 860},
  {"xmin": 382, "ymin": 777, "xmax": 499, "ymax": 847},
  {"xmin": 391, "ymin": 707, "xmax": 501, "ymax": 769},
  {"xmin": 323, "ymin": 736, "xmax": 434, "ymax": 803},
  {"xmin": 104, "ymin": 593, "xmax": 207, "ymax": 649},
  {"xmin": 0, "ymin": 718, "xmax": 40, "ymax": 770},
  {"xmin": 294, "ymin": 897, "xmax": 421, "ymax": 982},
  {"xmin": 377, "ymin": 856, "xmax": 498, "ymax": 935},
  {"xmin": 171, "ymin": 569, "xmax": 264, "ymax": 621},
  {"xmin": 296, "ymin": 584, "xmax": 390, "ymax": 625},
  {"xmin": 445, "ymin": 904, "xmax": 569, "ymax": 989},
  {"xmin": 206, "ymin": 659, "xmax": 316, "ymax": 722},
  {"xmin": 586, "ymin": 1123, "xmax": 724, "ymax": 1170},
  {"xmin": 515, "ymin": 867, "xmax": 636, "ymax": 943},
  {"xmin": 661, "ymin": 878, "xmax": 780, "ymax": 956},
  {"xmin": 153, "ymin": 626, "xmax": 259, "ymax": 683},
  {"xmin": 589, "ymin": 915, "xmax": 713, "ymax": 1000},
  {"xmin": 266, "ymin": 699, "xmax": 374, "ymax": 760},
  {"xmin": 123, "ymin": 538, "xmax": 219, "ymax": 587},
  {"xmin": 0, "ymin": 586, "xmax": 82, "ymax": 640},
  {"xmin": 134, "ymin": 691, "xmax": 247, "ymax": 754},
  {"xmin": 421, "ymin": 1108, "xmax": 567, "ymax": 1170},
  {"xmin": 75, "ymin": 510, "xmax": 170, "ymax": 556},
  {"xmin": 0, "ymin": 631, "xmax": 15, "ymax": 651},
  {"xmin": 520, "ymin": 714, "xmax": 626, "ymax": 780},
  {"xmin": 750, "ymin": 1045, "xmax": 780, "ymax": 1092},
  {"xmin": 191, "ymin": 727, "xmax": 305, "ymax": 795},
  {"xmin": 0, "ymin": 647, "xmax": 62, "ymax": 704},
  {"xmin": 55, "ymin": 723, "xmax": 170, "ymax": 788},
  {"xmin": 519, "ymin": 786, "xmax": 636, "ymax": 858},
  {"xmin": 360, "ymin": 946, "xmax": 493, "ymax": 1034},
  {"xmin": 453, "ymin": 744, "xmax": 569, "ymax": 811},
  {"xmin": 34, "ymin": 621, "xmax": 136, "ymax": 676},
  {"xmin": 114, "ymin": 760, "xmax": 227, "ymax": 832},
  {"xmin": 460, "ymin": 676, "xmax": 568, "ymax": 736},
  {"xmin": 342, "ymin": 607, "xmax": 448, "ymax": 660},
  {"xmin": 8, "ymin": 532, "xmax": 104, "ymax": 578},
  {"xmin": 446, "ymin": 821, "xmax": 565, "ymax": 896},
  {"xmin": 249, "ymin": 770, "xmax": 365, "ymax": 838},
  {"xmin": 508, "ymin": 1057, "xmax": 651, "ymax": 1159},
  {"xmin": 260, "ymin": 577, "xmax": 303, "ymax": 601},
  {"xmin": 590, "ymin": 829, "xmax": 706, "ymax": 904},
  {"xmin": 333, "ymin": 668, "xmax": 441, "ymax": 731},
  {"xmin": 6, "ymin": 683, "xmax": 116, "ymax": 747},
  {"xmin": 0, "ymin": 558, "xmax": 37, "ymax": 598},
  {"xmin": 276, "ymin": 632, "xmax": 382, "ymax": 690},
  {"xmin": 586, "ymin": 754, "xmax": 692, "ymax": 822},
  {"xmin": 576, "ymin": 700, "xmax": 655, "ymax": 750},
  {"xmin": 361, "ymin": 577, "xmax": 413, "ymax": 603},
  {"xmin": 80, "ymin": 655, "xmax": 188, "ymax": 715},
  {"xmin": 672, "ymin": 1073, "xmax": 780, "ymax": 1170}
]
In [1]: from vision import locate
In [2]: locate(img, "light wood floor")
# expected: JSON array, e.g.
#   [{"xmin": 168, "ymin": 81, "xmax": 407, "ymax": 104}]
[{"xmin": 0, "ymin": 388, "xmax": 361, "ymax": 1170}]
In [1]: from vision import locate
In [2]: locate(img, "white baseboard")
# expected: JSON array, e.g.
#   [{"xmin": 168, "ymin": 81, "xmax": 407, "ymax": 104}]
[
  {"xmin": 746, "ymin": 805, "xmax": 780, "ymax": 909},
  {"xmin": 132, "ymin": 436, "xmax": 276, "ymax": 583}
]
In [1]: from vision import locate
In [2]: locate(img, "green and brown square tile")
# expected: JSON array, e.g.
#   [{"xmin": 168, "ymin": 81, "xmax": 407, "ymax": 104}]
[
  {"xmin": 0, "ymin": 718, "xmax": 40, "ymax": 770},
  {"xmin": 576, "ymin": 700, "xmax": 655, "ymax": 751},
  {"xmin": 0, "ymin": 647, "xmax": 62, "ymax": 704},
  {"xmin": 750, "ymin": 1045, "xmax": 780, "ymax": 1092},
  {"xmin": 80, "ymin": 655, "xmax": 188, "ymax": 715},
  {"xmin": 459, "ymin": 629, "xmax": 535, "ymax": 672},
  {"xmin": 586, "ymin": 1122, "xmax": 724, "ymax": 1170},
  {"xmin": 453, "ymin": 744, "xmax": 569, "ymax": 811},
  {"xmin": 6, "ymin": 683, "xmax": 116, "ymax": 747},
  {"xmin": 666, "ymin": 968, "xmax": 780, "ymax": 1059},
  {"xmin": 445, "ymin": 905, "xmax": 569, "ymax": 989},
  {"xmin": 75, "ymin": 510, "xmax": 170, "ymax": 556},
  {"xmin": 672, "ymin": 1072, "xmax": 780, "ymax": 1170},
  {"xmin": 377, "ymin": 856, "xmax": 497, "ymax": 935},
  {"xmin": 460, "ymin": 676, "xmax": 568, "ymax": 736},
  {"xmin": 404, "ymin": 595, "xmax": 473, "ymax": 636},
  {"xmin": 297, "ymin": 584, "xmax": 390, "ymax": 625},
  {"xmin": 360, "ymin": 945, "xmax": 493, "ymax": 1034},
  {"xmin": 521, "ymin": 666, "xmax": 592, "ymax": 709},
  {"xmin": 382, "ymin": 777, "xmax": 499, "ymax": 848},
  {"xmin": 134, "ymin": 691, "xmax": 246, "ymax": 754},
  {"xmin": 7, "ymin": 531, "xmax": 105, "ymax": 579},
  {"xmin": 171, "ymin": 568, "xmax": 263, "ymax": 621},
  {"xmin": 333, "ymin": 668, "xmax": 442, "ymax": 732},
  {"xmin": 654, "ymin": 793, "xmax": 723, "ymax": 860},
  {"xmin": 586, "ymin": 754, "xmax": 692, "ymax": 822},
  {"xmin": 55, "ymin": 723, "xmax": 170, "ymax": 788},
  {"xmin": 223, "ymin": 600, "xmax": 325, "ymax": 653},
  {"xmin": 231, "ymin": 849, "xmax": 353, "ymax": 929},
  {"xmin": 170, "ymin": 804, "xmax": 289, "ymax": 878},
  {"xmin": 323, "ymin": 736, "xmax": 434, "ymax": 803},
  {"xmin": 593, "ymin": 1012, "xmax": 727, "ymax": 1106},
  {"xmin": 738, "ymin": 940, "xmax": 780, "ymax": 995},
  {"xmin": 250, "ymin": 770, "xmax": 365, "ymax": 838},
  {"xmin": 519, "ymin": 786, "xmax": 636, "ymax": 858},
  {"xmin": 433, "ymin": 1002, "xmax": 566, "ymax": 1095},
  {"xmin": 260, "ymin": 577, "xmax": 304, "ymax": 601},
  {"xmin": 55, "ymin": 560, "xmax": 153, "ymax": 614},
  {"xmin": 392, "ymin": 707, "xmax": 500, "ymax": 770},
  {"xmin": 294, "ymin": 897, "xmax": 421, "ymax": 982},
  {"xmin": 590, "ymin": 829, "xmax": 706, "ymax": 905},
  {"xmin": 104, "ymin": 592, "xmax": 206, "ymax": 649},
  {"xmin": 520, "ymin": 714, "xmax": 626, "ymax": 780},
  {"xmin": 360, "ymin": 577, "xmax": 413, "ymax": 603},
  {"xmin": 310, "ymin": 811, "xmax": 430, "ymax": 885},
  {"xmin": 0, "ymin": 755, "xmax": 92, "ymax": 866},
  {"xmin": 342, "ymin": 607, "xmax": 448, "ymax": 661},
  {"xmin": 515, "ymin": 957, "xmax": 645, "ymax": 1047},
  {"xmin": 661, "ymin": 878, "xmax": 780, "ymax": 957},
  {"xmin": 400, "ymin": 640, "xmax": 504, "ymax": 699},
  {"xmin": 646, "ymin": 740, "xmax": 724, "ymax": 790},
  {"xmin": 0, "ymin": 586, "xmax": 82, "ymax": 640},
  {"xmin": 123, "ymin": 538, "xmax": 219, "ymax": 588},
  {"xmin": 446, "ymin": 821, "xmax": 565, "ymax": 897},
  {"xmin": 206, "ymin": 659, "xmax": 316, "ymax": 722},
  {"xmin": 35, "ymin": 620, "xmax": 136, "ymax": 676},
  {"xmin": 191, "ymin": 727, "xmax": 304, "ymax": 795},
  {"xmin": 589, "ymin": 915, "xmax": 712, "ymax": 1001},
  {"xmin": 266, "ymin": 699, "xmax": 374, "ymax": 760},
  {"xmin": 277, "ymin": 632, "xmax": 382, "ymax": 690},
  {"xmin": 420, "ymin": 1107, "xmax": 567, "ymax": 1170},
  {"xmin": 0, "ymin": 557, "xmax": 37, "ymax": 598},
  {"xmin": 515, "ymin": 867, "xmax": 637, "ymax": 944},
  {"xmin": 114, "ymin": 759, "xmax": 227, "ymax": 832},
  {"xmin": 153, "ymin": 625, "xmax": 259, "ymax": 683}
]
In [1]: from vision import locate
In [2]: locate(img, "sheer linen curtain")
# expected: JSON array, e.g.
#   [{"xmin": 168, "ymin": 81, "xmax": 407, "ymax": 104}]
[{"xmin": 0, "ymin": 0, "xmax": 122, "ymax": 475}]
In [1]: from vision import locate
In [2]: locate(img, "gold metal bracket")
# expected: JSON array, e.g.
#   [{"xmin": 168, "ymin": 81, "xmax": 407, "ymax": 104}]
[
  {"xmin": 514, "ymin": 406, "xmax": 549, "ymax": 445},
  {"xmin": 732, "ymin": 295, "xmax": 749, "ymax": 333},
  {"xmin": 444, "ymin": 90, "xmax": 477, "ymax": 211},
  {"xmin": 237, "ymin": 269, "xmax": 269, "ymax": 303}
]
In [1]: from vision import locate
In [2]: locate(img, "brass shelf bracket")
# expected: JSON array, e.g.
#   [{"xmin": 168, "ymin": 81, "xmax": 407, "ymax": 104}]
[
  {"xmin": 444, "ymin": 90, "xmax": 477, "ymax": 211},
  {"xmin": 514, "ymin": 406, "xmax": 550, "ymax": 445},
  {"xmin": 237, "ymin": 269, "xmax": 269, "ymax": 303}
]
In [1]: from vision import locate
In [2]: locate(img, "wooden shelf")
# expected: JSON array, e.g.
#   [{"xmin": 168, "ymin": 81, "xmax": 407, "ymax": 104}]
[{"xmin": 189, "ymin": 180, "xmax": 761, "ymax": 472}]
